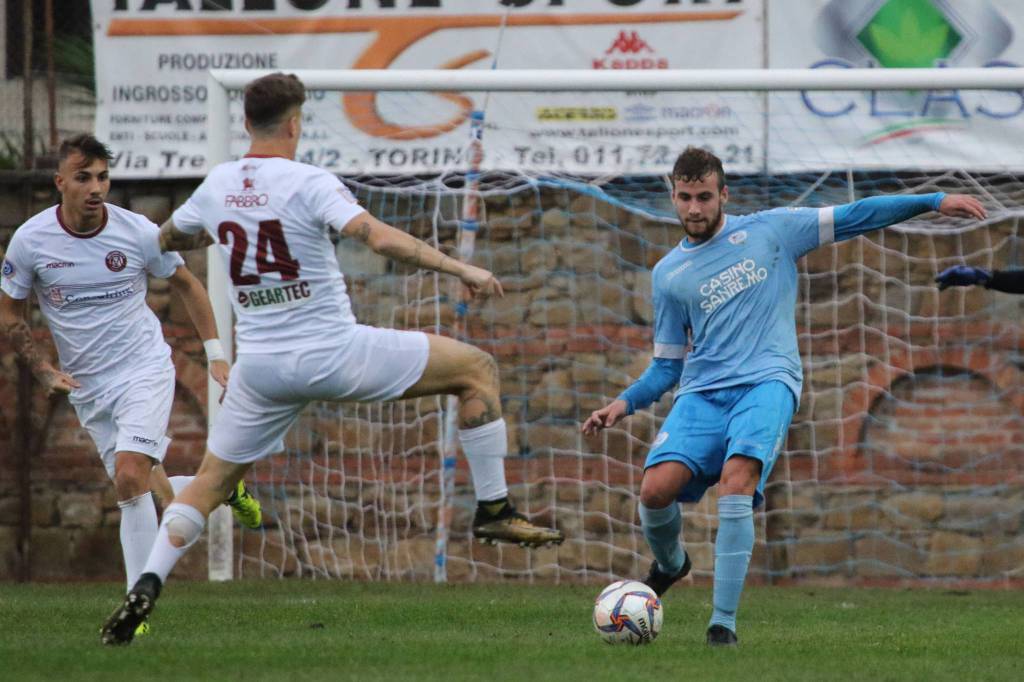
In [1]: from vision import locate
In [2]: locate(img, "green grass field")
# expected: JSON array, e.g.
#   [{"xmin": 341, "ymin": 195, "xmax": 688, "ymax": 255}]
[{"xmin": 2, "ymin": 581, "xmax": 1022, "ymax": 681}]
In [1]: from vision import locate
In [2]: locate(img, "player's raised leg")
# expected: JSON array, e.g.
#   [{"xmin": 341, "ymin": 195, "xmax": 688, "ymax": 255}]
[
  {"xmin": 638, "ymin": 461, "xmax": 693, "ymax": 596},
  {"xmin": 401, "ymin": 333, "xmax": 563, "ymax": 547},
  {"xmin": 101, "ymin": 452, "xmax": 251, "ymax": 645}
]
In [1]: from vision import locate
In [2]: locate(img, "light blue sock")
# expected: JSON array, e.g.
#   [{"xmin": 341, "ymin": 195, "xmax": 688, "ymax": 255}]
[
  {"xmin": 638, "ymin": 501, "xmax": 685, "ymax": 574},
  {"xmin": 710, "ymin": 494, "xmax": 754, "ymax": 633}
]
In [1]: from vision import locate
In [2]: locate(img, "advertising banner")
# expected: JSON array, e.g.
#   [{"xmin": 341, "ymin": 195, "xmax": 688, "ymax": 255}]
[
  {"xmin": 769, "ymin": 0, "xmax": 1024, "ymax": 171},
  {"xmin": 92, "ymin": 1, "xmax": 765, "ymax": 178}
]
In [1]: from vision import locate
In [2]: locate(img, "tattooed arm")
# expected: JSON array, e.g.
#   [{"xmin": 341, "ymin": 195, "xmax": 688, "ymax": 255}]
[
  {"xmin": 0, "ymin": 292, "xmax": 79, "ymax": 395},
  {"xmin": 158, "ymin": 218, "xmax": 214, "ymax": 253},
  {"xmin": 341, "ymin": 212, "xmax": 504, "ymax": 299}
]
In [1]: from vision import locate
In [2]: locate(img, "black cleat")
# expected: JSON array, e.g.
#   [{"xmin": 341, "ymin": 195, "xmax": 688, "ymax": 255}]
[
  {"xmin": 706, "ymin": 624, "xmax": 738, "ymax": 647},
  {"xmin": 642, "ymin": 553, "xmax": 691, "ymax": 597},
  {"xmin": 100, "ymin": 572, "xmax": 162, "ymax": 646}
]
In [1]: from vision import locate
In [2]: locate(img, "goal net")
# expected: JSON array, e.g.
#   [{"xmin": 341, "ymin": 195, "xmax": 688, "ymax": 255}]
[{"xmin": 206, "ymin": 69, "xmax": 1024, "ymax": 585}]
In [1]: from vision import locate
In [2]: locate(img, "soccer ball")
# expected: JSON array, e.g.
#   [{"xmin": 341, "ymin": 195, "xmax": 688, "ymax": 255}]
[{"xmin": 592, "ymin": 580, "xmax": 662, "ymax": 645}]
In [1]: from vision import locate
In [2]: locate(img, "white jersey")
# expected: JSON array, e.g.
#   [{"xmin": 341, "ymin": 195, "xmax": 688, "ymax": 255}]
[
  {"xmin": 172, "ymin": 156, "xmax": 366, "ymax": 355},
  {"xmin": 1, "ymin": 204, "xmax": 184, "ymax": 400}
]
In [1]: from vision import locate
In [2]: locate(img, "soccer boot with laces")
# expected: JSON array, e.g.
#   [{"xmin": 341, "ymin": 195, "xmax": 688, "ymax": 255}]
[
  {"xmin": 706, "ymin": 624, "xmax": 738, "ymax": 647},
  {"xmin": 133, "ymin": 620, "xmax": 151, "ymax": 637},
  {"xmin": 226, "ymin": 479, "xmax": 262, "ymax": 529},
  {"xmin": 642, "ymin": 552, "xmax": 692, "ymax": 597},
  {"xmin": 472, "ymin": 501, "xmax": 564, "ymax": 547},
  {"xmin": 101, "ymin": 572, "xmax": 162, "ymax": 646}
]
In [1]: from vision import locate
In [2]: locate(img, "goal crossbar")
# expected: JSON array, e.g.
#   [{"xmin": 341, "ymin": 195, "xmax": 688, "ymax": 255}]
[{"xmin": 209, "ymin": 67, "xmax": 1024, "ymax": 92}]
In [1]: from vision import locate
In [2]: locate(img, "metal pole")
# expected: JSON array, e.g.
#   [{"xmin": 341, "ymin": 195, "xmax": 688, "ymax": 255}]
[
  {"xmin": 16, "ymin": 360, "xmax": 32, "ymax": 582},
  {"xmin": 205, "ymin": 72, "xmax": 233, "ymax": 581},
  {"xmin": 44, "ymin": 0, "xmax": 56, "ymax": 152},
  {"xmin": 21, "ymin": 0, "xmax": 34, "ymax": 169},
  {"xmin": 211, "ymin": 67, "xmax": 1024, "ymax": 92}
]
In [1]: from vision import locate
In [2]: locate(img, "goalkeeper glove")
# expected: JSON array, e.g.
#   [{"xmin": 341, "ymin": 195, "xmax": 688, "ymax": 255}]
[{"xmin": 935, "ymin": 265, "xmax": 992, "ymax": 290}]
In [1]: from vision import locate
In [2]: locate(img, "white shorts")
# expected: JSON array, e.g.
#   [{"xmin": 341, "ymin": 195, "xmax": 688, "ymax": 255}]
[
  {"xmin": 70, "ymin": 361, "xmax": 175, "ymax": 479},
  {"xmin": 209, "ymin": 325, "xmax": 430, "ymax": 463}
]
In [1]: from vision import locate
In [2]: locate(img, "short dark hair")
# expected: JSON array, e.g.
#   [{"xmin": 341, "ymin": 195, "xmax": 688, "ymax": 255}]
[
  {"xmin": 244, "ymin": 72, "xmax": 306, "ymax": 133},
  {"xmin": 58, "ymin": 134, "xmax": 112, "ymax": 167},
  {"xmin": 672, "ymin": 146, "xmax": 726, "ymax": 190}
]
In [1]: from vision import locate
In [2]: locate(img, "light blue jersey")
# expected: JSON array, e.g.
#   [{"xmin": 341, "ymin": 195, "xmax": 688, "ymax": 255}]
[
  {"xmin": 620, "ymin": 194, "xmax": 944, "ymax": 412},
  {"xmin": 652, "ymin": 206, "xmax": 820, "ymax": 404}
]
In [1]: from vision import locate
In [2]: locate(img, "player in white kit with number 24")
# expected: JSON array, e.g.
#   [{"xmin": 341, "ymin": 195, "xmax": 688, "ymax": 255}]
[{"xmin": 101, "ymin": 73, "xmax": 563, "ymax": 645}]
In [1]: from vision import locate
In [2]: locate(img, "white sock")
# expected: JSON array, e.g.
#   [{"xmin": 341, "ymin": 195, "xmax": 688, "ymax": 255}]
[
  {"xmin": 142, "ymin": 502, "xmax": 207, "ymax": 583},
  {"xmin": 458, "ymin": 419, "xmax": 509, "ymax": 502},
  {"xmin": 118, "ymin": 492, "xmax": 158, "ymax": 591},
  {"xmin": 169, "ymin": 475, "xmax": 193, "ymax": 498}
]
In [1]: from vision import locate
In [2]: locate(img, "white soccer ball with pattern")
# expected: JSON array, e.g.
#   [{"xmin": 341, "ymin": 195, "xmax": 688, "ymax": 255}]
[{"xmin": 592, "ymin": 580, "xmax": 662, "ymax": 645}]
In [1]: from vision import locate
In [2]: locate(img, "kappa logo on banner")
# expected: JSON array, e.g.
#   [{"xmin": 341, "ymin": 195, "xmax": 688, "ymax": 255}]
[
  {"xmin": 607, "ymin": 30, "xmax": 654, "ymax": 55},
  {"xmin": 593, "ymin": 30, "xmax": 669, "ymax": 70}
]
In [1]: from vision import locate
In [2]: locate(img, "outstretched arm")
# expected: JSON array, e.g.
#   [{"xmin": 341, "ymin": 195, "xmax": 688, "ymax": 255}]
[
  {"xmin": 988, "ymin": 269, "xmax": 1024, "ymax": 293},
  {"xmin": 158, "ymin": 218, "xmax": 213, "ymax": 253},
  {"xmin": 341, "ymin": 212, "xmax": 504, "ymax": 299},
  {"xmin": 936, "ymin": 266, "xmax": 1024, "ymax": 294},
  {"xmin": 831, "ymin": 193, "xmax": 986, "ymax": 243},
  {"xmin": 0, "ymin": 292, "xmax": 79, "ymax": 395},
  {"xmin": 166, "ymin": 265, "xmax": 229, "ymax": 388}
]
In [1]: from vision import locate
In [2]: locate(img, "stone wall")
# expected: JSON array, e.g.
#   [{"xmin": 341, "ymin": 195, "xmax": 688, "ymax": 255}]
[{"xmin": 1, "ymin": 175, "xmax": 1022, "ymax": 584}]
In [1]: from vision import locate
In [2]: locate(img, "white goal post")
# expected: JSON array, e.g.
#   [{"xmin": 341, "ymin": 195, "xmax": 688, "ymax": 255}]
[{"xmin": 204, "ymin": 68, "xmax": 1024, "ymax": 583}]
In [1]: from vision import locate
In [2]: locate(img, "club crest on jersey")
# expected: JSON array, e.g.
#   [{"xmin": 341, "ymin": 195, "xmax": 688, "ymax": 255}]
[
  {"xmin": 243, "ymin": 177, "xmax": 254, "ymax": 191},
  {"xmin": 1, "ymin": 259, "xmax": 13, "ymax": 278},
  {"xmin": 728, "ymin": 230, "xmax": 748, "ymax": 245},
  {"xmin": 105, "ymin": 250, "xmax": 127, "ymax": 272}
]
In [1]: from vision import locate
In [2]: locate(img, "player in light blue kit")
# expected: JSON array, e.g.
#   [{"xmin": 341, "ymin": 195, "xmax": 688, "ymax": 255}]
[{"xmin": 582, "ymin": 147, "xmax": 986, "ymax": 647}]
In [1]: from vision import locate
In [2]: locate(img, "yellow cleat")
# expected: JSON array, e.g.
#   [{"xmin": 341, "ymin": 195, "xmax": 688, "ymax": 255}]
[
  {"xmin": 226, "ymin": 480, "xmax": 262, "ymax": 529},
  {"xmin": 134, "ymin": 620, "xmax": 151, "ymax": 637},
  {"xmin": 472, "ymin": 503, "xmax": 564, "ymax": 547}
]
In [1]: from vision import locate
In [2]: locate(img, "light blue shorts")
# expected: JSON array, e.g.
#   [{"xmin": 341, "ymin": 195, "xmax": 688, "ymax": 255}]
[{"xmin": 644, "ymin": 381, "xmax": 795, "ymax": 508}]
